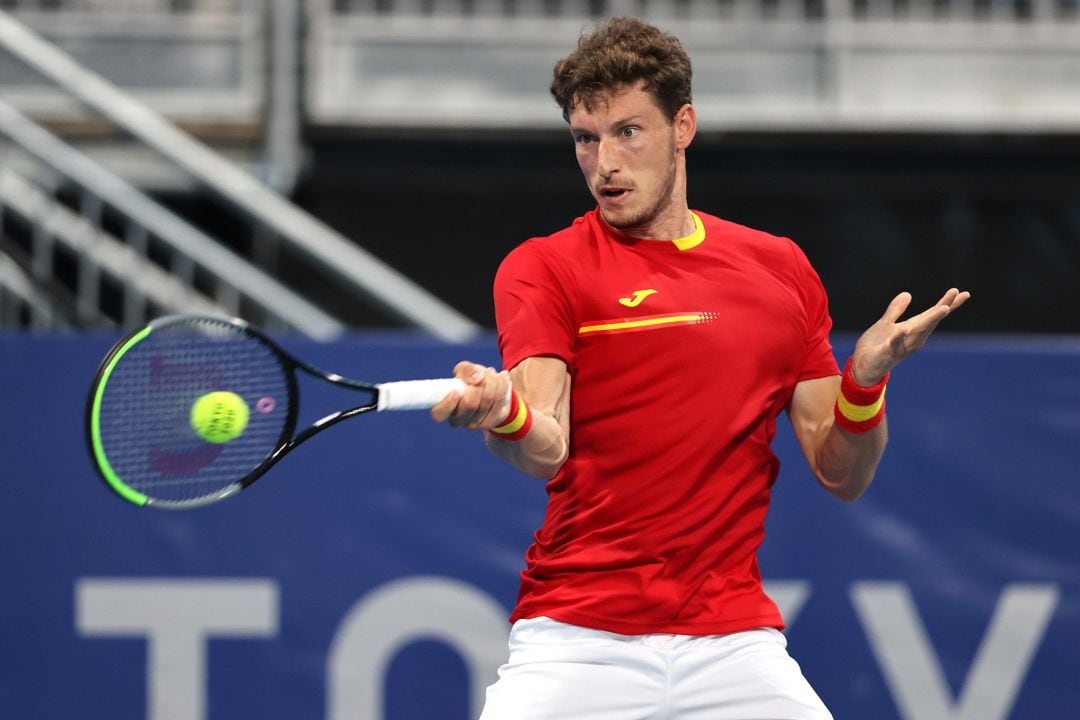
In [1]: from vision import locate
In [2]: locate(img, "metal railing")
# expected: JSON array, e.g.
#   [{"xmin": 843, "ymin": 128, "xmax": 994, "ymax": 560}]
[
  {"xmin": 0, "ymin": 6, "xmax": 482, "ymax": 340},
  {"xmin": 0, "ymin": 243, "xmax": 67, "ymax": 328},
  {"xmin": 0, "ymin": 97, "xmax": 345, "ymax": 336}
]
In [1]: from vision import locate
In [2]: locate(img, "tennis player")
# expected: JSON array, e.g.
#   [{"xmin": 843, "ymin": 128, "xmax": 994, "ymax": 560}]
[{"xmin": 432, "ymin": 16, "xmax": 969, "ymax": 719}]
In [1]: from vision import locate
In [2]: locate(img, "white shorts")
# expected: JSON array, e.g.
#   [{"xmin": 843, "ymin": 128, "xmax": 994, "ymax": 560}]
[{"xmin": 479, "ymin": 617, "xmax": 833, "ymax": 720}]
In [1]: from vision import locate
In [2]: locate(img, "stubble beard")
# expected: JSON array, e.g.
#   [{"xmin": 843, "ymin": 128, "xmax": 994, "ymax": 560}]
[{"xmin": 598, "ymin": 145, "xmax": 679, "ymax": 237}]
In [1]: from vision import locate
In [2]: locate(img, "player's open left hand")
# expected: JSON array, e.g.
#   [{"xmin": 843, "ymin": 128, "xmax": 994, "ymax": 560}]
[{"xmin": 850, "ymin": 288, "xmax": 971, "ymax": 386}]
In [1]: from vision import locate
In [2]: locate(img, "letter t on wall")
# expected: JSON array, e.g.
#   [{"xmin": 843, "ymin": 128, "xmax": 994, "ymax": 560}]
[{"xmin": 76, "ymin": 578, "xmax": 279, "ymax": 720}]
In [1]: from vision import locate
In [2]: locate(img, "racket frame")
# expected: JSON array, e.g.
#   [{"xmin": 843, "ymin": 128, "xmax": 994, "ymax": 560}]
[{"xmin": 85, "ymin": 314, "xmax": 393, "ymax": 510}]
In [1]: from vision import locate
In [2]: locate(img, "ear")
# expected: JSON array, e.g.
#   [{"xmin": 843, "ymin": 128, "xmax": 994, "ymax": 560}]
[{"xmin": 673, "ymin": 104, "xmax": 697, "ymax": 150}]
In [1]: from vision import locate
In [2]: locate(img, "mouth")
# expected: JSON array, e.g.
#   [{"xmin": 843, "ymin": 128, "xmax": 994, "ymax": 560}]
[{"xmin": 599, "ymin": 186, "xmax": 631, "ymax": 202}]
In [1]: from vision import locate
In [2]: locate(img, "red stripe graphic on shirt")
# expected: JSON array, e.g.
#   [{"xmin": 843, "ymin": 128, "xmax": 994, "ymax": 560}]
[{"xmin": 578, "ymin": 312, "xmax": 718, "ymax": 336}]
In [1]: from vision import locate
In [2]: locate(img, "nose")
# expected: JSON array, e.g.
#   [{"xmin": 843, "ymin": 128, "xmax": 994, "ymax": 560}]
[{"xmin": 597, "ymin": 138, "xmax": 619, "ymax": 179}]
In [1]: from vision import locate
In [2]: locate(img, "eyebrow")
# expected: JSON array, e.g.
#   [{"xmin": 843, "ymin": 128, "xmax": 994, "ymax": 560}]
[{"xmin": 569, "ymin": 115, "xmax": 646, "ymax": 136}]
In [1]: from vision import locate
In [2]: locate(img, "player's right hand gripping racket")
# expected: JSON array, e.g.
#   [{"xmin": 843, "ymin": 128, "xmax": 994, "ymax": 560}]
[{"xmin": 86, "ymin": 314, "xmax": 465, "ymax": 510}]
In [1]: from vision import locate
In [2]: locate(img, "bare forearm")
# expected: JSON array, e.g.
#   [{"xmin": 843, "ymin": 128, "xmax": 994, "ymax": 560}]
[
  {"xmin": 431, "ymin": 356, "xmax": 571, "ymax": 480},
  {"xmin": 791, "ymin": 289, "xmax": 969, "ymax": 502},
  {"xmin": 486, "ymin": 357, "xmax": 571, "ymax": 479},
  {"xmin": 815, "ymin": 419, "xmax": 888, "ymax": 502},
  {"xmin": 485, "ymin": 407, "xmax": 568, "ymax": 479}
]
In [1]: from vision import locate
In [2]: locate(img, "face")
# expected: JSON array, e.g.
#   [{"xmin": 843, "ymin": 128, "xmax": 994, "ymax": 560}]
[{"xmin": 568, "ymin": 83, "xmax": 696, "ymax": 238}]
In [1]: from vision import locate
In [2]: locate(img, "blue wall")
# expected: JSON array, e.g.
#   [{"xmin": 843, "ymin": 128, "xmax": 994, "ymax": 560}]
[{"xmin": 1, "ymin": 332, "xmax": 1077, "ymax": 719}]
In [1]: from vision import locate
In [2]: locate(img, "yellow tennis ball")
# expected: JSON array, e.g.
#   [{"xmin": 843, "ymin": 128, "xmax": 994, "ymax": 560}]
[{"xmin": 190, "ymin": 391, "xmax": 249, "ymax": 444}]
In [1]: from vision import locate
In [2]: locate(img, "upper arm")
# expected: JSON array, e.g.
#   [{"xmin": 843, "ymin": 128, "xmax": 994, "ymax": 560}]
[
  {"xmin": 490, "ymin": 242, "xmax": 576, "ymax": 477},
  {"xmin": 494, "ymin": 243, "xmax": 576, "ymax": 372}
]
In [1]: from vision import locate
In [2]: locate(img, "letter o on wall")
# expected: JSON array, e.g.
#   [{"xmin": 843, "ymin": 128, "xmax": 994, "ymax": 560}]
[{"xmin": 327, "ymin": 576, "xmax": 509, "ymax": 720}]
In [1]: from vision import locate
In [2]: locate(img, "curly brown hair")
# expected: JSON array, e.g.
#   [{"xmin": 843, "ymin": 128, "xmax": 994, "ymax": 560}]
[{"xmin": 550, "ymin": 17, "xmax": 693, "ymax": 123}]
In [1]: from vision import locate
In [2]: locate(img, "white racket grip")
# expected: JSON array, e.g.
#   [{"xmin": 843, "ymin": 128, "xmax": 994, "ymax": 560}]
[{"xmin": 376, "ymin": 378, "xmax": 467, "ymax": 411}]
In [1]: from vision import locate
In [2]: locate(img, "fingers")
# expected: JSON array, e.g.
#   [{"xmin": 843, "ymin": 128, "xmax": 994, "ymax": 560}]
[
  {"xmin": 883, "ymin": 289, "xmax": 971, "ymax": 330},
  {"xmin": 854, "ymin": 288, "xmax": 971, "ymax": 381},
  {"xmin": 927, "ymin": 288, "xmax": 972, "ymax": 316},
  {"xmin": 429, "ymin": 387, "xmax": 462, "ymax": 423},
  {"xmin": 881, "ymin": 292, "xmax": 913, "ymax": 324},
  {"xmin": 459, "ymin": 367, "xmax": 512, "ymax": 430},
  {"xmin": 429, "ymin": 361, "xmax": 512, "ymax": 430},
  {"xmin": 910, "ymin": 303, "xmax": 951, "ymax": 333},
  {"xmin": 907, "ymin": 288, "xmax": 972, "ymax": 335},
  {"xmin": 936, "ymin": 288, "xmax": 959, "ymax": 308},
  {"xmin": 946, "ymin": 288, "xmax": 972, "ymax": 312},
  {"xmin": 871, "ymin": 289, "xmax": 970, "ymax": 369}
]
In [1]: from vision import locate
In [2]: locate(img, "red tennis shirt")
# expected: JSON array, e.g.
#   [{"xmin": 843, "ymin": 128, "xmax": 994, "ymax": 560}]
[{"xmin": 495, "ymin": 208, "xmax": 839, "ymax": 635}]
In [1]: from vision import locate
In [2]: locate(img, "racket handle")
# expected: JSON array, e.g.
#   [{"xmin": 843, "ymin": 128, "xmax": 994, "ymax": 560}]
[{"xmin": 376, "ymin": 378, "xmax": 468, "ymax": 411}]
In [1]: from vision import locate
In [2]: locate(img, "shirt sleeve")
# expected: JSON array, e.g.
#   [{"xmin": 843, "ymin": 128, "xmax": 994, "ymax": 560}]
[
  {"xmin": 493, "ymin": 241, "xmax": 577, "ymax": 371},
  {"xmin": 789, "ymin": 241, "xmax": 840, "ymax": 381}
]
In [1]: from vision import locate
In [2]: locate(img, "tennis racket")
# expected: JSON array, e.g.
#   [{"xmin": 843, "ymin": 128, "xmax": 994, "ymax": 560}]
[{"xmin": 86, "ymin": 314, "xmax": 465, "ymax": 510}]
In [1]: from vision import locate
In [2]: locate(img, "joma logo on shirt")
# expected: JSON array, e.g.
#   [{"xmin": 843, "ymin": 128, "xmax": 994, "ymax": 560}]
[{"xmin": 618, "ymin": 289, "xmax": 658, "ymax": 307}]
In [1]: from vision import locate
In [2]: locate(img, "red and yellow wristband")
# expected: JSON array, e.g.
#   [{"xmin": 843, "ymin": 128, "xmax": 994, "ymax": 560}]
[
  {"xmin": 487, "ymin": 388, "xmax": 533, "ymax": 441},
  {"xmin": 834, "ymin": 358, "xmax": 888, "ymax": 434}
]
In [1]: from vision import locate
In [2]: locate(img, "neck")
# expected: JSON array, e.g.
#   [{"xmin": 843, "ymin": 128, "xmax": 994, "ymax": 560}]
[{"xmin": 618, "ymin": 157, "xmax": 692, "ymax": 241}]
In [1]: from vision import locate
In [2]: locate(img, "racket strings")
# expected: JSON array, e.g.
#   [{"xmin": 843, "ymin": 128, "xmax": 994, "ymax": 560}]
[{"xmin": 95, "ymin": 320, "xmax": 292, "ymax": 505}]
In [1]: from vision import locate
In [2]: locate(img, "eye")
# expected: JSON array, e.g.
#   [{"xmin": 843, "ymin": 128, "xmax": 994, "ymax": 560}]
[
  {"xmin": 574, "ymin": 133, "xmax": 596, "ymax": 144},
  {"xmin": 621, "ymin": 126, "xmax": 639, "ymax": 138}
]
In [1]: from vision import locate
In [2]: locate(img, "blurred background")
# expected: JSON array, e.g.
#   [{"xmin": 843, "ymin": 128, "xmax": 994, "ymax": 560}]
[
  {"xmin": 1, "ymin": 3, "xmax": 1078, "ymax": 720},
  {"xmin": 1, "ymin": 0, "xmax": 1079, "ymax": 337}
]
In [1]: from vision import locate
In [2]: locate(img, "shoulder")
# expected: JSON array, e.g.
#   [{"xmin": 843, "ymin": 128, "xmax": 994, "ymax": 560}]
[
  {"xmin": 697, "ymin": 210, "xmax": 817, "ymax": 274},
  {"xmin": 697, "ymin": 211, "xmax": 800, "ymax": 256},
  {"xmin": 525, "ymin": 212, "xmax": 595, "ymax": 253},
  {"xmin": 497, "ymin": 212, "xmax": 595, "ymax": 278}
]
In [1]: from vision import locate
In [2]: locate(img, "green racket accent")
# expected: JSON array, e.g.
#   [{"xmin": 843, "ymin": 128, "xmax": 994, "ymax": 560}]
[{"xmin": 89, "ymin": 326, "xmax": 152, "ymax": 506}]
